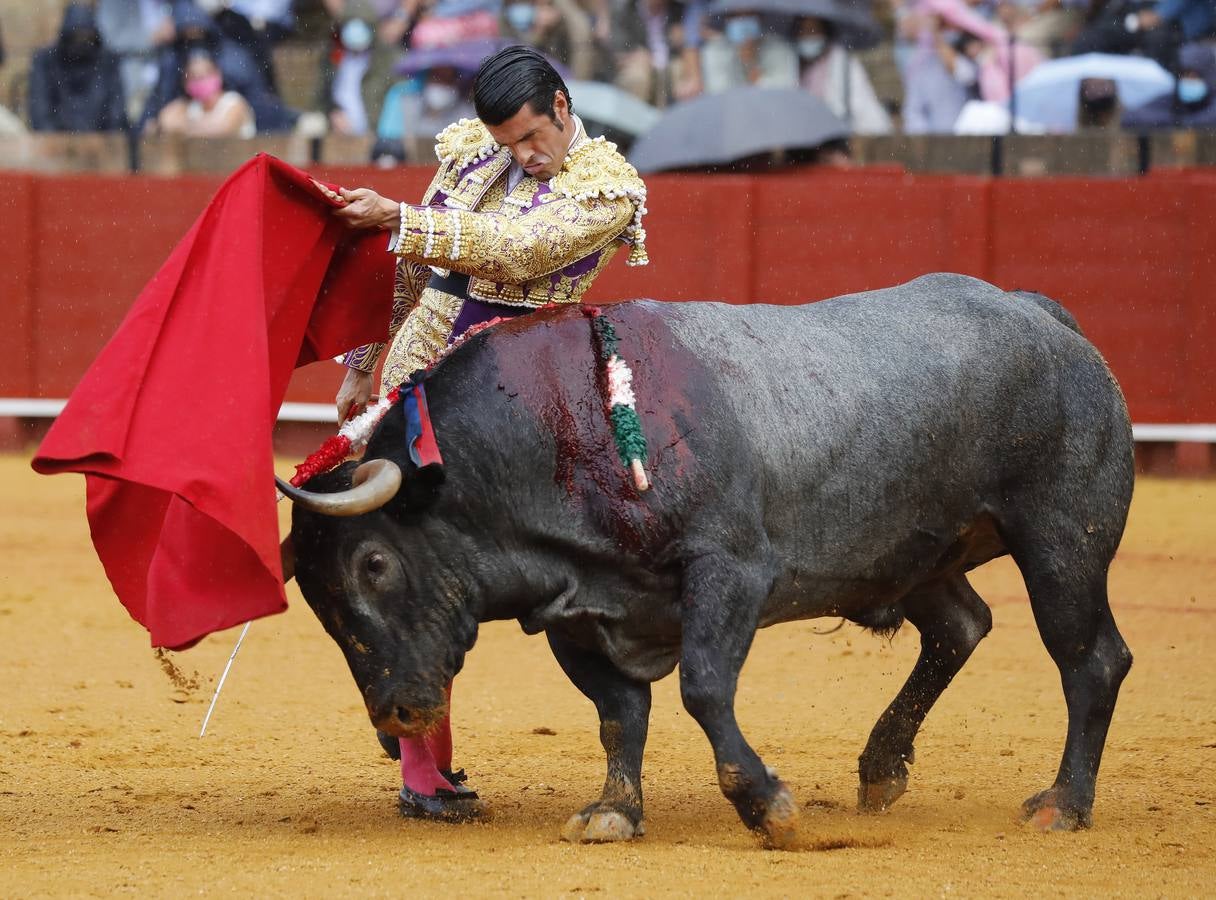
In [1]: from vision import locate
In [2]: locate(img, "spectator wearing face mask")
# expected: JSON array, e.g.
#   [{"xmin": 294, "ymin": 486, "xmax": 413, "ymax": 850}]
[
  {"xmin": 398, "ymin": 64, "xmax": 477, "ymax": 155},
  {"xmin": 333, "ymin": 8, "xmax": 376, "ymax": 135},
  {"xmin": 143, "ymin": 1, "xmax": 298, "ymax": 132},
  {"xmin": 900, "ymin": 12, "xmax": 971, "ymax": 133},
  {"xmin": 901, "ymin": 0, "xmax": 1041, "ymax": 133},
  {"xmin": 937, "ymin": 26, "xmax": 984, "ymax": 100},
  {"xmin": 501, "ymin": 0, "xmax": 597, "ymax": 79},
  {"xmin": 796, "ymin": 15, "xmax": 892, "ymax": 134},
  {"xmin": 701, "ymin": 10, "xmax": 799, "ymax": 93},
  {"xmin": 156, "ymin": 48, "xmax": 257, "ymax": 136},
  {"xmin": 1124, "ymin": 42, "xmax": 1216, "ymax": 127},
  {"xmin": 318, "ymin": 0, "xmax": 423, "ymax": 136},
  {"xmin": 29, "ymin": 3, "xmax": 127, "ymax": 132},
  {"xmin": 319, "ymin": 0, "xmax": 407, "ymax": 136}
]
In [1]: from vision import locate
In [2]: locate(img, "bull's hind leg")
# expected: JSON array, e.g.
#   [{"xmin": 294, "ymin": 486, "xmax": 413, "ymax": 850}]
[
  {"xmin": 678, "ymin": 555, "xmax": 799, "ymax": 849},
  {"xmin": 857, "ymin": 575, "xmax": 993, "ymax": 813},
  {"xmin": 547, "ymin": 633, "xmax": 652, "ymax": 843},
  {"xmin": 1011, "ymin": 538, "xmax": 1132, "ymax": 831}
]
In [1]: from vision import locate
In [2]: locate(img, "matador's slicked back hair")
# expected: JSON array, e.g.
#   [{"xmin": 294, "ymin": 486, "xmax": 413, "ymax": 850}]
[{"xmin": 473, "ymin": 45, "xmax": 572, "ymax": 126}]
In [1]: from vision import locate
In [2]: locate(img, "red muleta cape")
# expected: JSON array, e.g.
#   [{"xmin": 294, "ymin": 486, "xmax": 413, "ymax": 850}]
[{"xmin": 32, "ymin": 154, "xmax": 395, "ymax": 650}]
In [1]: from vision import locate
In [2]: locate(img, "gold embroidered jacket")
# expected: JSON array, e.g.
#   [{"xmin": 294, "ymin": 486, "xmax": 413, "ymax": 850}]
[{"xmin": 343, "ymin": 115, "xmax": 650, "ymax": 390}]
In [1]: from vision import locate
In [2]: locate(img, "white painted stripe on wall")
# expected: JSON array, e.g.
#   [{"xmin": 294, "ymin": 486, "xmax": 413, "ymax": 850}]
[
  {"xmin": 0, "ymin": 398, "xmax": 337, "ymax": 424},
  {"xmin": 1130, "ymin": 424, "xmax": 1216, "ymax": 443},
  {"xmin": 2, "ymin": 399, "xmax": 1214, "ymax": 442}
]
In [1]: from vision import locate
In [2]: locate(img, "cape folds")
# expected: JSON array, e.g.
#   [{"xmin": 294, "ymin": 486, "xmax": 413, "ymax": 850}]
[{"xmin": 31, "ymin": 155, "xmax": 396, "ymax": 650}]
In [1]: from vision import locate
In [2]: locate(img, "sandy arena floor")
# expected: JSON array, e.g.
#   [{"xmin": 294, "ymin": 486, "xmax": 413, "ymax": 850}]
[{"xmin": 1, "ymin": 455, "xmax": 1213, "ymax": 897}]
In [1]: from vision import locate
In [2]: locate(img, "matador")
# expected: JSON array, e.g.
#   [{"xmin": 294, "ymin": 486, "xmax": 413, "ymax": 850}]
[{"xmin": 313, "ymin": 45, "xmax": 650, "ymax": 822}]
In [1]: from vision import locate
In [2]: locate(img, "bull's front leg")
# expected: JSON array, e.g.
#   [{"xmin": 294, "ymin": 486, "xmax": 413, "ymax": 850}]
[
  {"xmin": 679, "ymin": 556, "xmax": 800, "ymax": 849},
  {"xmin": 547, "ymin": 633, "xmax": 651, "ymax": 843}
]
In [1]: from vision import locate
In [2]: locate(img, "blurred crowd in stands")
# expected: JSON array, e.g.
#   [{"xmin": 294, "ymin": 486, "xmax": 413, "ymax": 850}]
[{"xmin": 2, "ymin": 0, "xmax": 1216, "ymax": 157}]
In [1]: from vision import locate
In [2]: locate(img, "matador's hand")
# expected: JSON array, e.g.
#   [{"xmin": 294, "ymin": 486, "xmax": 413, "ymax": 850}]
[
  {"xmin": 311, "ymin": 179, "xmax": 400, "ymax": 231},
  {"xmin": 337, "ymin": 367, "xmax": 375, "ymax": 422}
]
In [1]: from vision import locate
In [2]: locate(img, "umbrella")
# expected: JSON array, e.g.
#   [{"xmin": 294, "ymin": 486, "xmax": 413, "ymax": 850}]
[
  {"xmin": 706, "ymin": 0, "xmax": 882, "ymax": 50},
  {"xmin": 1013, "ymin": 53, "xmax": 1175, "ymax": 133},
  {"xmin": 628, "ymin": 87, "xmax": 849, "ymax": 173},
  {"xmin": 394, "ymin": 40, "xmax": 570, "ymax": 80},
  {"xmin": 566, "ymin": 79, "xmax": 661, "ymax": 137},
  {"xmin": 394, "ymin": 38, "xmax": 508, "ymax": 78}
]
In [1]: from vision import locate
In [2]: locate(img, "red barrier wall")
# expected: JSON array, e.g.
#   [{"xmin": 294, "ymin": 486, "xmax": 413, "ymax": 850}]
[{"xmin": 1, "ymin": 166, "xmax": 1213, "ymax": 422}]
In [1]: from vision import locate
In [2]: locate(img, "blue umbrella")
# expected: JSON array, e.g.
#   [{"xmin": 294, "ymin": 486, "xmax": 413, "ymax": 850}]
[{"xmin": 1014, "ymin": 53, "xmax": 1176, "ymax": 133}]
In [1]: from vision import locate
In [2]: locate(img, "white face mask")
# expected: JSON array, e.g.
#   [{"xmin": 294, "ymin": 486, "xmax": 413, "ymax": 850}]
[
  {"xmin": 1178, "ymin": 76, "xmax": 1209, "ymax": 104},
  {"xmin": 505, "ymin": 2, "xmax": 536, "ymax": 32},
  {"xmin": 724, "ymin": 16, "xmax": 762, "ymax": 45},
  {"xmin": 798, "ymin": 36, "xmax": 827, "ymax": 59},
  {"xmin": 340, "ymin": 19, "xmax": 373, "ymax": 53},
  {"xmin": 423, "ymin": 82, "xmax": 460, "ymax": 110}
]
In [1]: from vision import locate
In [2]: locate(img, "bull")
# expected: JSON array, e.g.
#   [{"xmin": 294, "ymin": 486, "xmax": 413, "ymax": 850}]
[{"xmin": 278, "ymin": 274, "xmax": 1133, "ymax": 848}]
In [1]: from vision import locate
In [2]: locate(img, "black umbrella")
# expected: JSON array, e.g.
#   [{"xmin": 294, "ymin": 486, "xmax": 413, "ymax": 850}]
[
  {"xmin": 706, "ymin": 0, "xmax": 882, "ymax": 50},
  {"xmin": 628, "ymin": 87, "xmax": 849, "ymax": 174}
]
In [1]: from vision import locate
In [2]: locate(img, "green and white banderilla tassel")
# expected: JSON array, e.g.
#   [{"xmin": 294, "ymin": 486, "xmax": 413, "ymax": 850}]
[{"xmin": 586, "ymin": 308, "xmax": 650, "ymax": 492}]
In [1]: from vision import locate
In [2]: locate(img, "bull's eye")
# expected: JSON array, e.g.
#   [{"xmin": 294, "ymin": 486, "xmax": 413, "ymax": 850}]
[{"xmin": 365, "ymin": 553, "xmax": 388, "ymax": 577}]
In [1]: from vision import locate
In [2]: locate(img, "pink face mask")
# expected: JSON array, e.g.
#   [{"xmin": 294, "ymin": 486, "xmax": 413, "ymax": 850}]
[{"xmin": 186, "ymin": 73, "xmax": 223, "ymax": 103}]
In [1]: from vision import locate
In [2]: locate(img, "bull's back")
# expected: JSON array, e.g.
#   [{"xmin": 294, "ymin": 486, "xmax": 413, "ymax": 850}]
[
  {"xmin": 439, "ymin": 273, "xmax": 1127, "ymax": 572},
  {"xmin": 611, "ymin": 275, "xmax": 1129, "ymax": 591},
  {"xmin": 621, "ymin": 274, "xmax": 1120, "ymax": 474}
]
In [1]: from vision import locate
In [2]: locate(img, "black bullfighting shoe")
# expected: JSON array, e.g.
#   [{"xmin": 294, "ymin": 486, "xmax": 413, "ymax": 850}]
[
  {"xmin": 439, "ymin": 768, "xmax": 477, "ymax": 797},
  {"xmin": 398, "ymin": 781, "xmax": 488, "ymax": 823}
]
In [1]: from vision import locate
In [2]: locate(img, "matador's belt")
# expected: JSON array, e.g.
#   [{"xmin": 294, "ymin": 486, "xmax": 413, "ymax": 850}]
[{"xmin": 427, "ymin": 270, "xmax": 472, "ymax": 301}]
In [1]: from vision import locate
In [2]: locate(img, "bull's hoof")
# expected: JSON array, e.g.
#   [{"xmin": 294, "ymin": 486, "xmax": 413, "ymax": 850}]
[
  {"xmin": 758, "ymin": 783, "xmax": 801, "ymax": 850},
  {"xmin": 857, "ymin": 772, "xmax": 908, "ymax": 814},
  {"xmin": 1020, "ymin": 789, "xmax": 1092, "ymax": 832},
  {"xmin": 560, "ymin": 805, "xmax": 644, "ymax": 843}
]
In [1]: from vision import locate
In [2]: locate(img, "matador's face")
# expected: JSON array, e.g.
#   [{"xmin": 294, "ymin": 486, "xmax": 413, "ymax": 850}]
[{"xmin": 486, "ymin": 90, "xmax": 573, "ymax": 183}]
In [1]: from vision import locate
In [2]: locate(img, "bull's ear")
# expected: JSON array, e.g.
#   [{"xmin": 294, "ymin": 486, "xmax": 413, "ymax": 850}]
[
  {"xmin": 383, "ymin": 457, "xmax": 444, "ymax": 515},
  {"xmin": 415, "ymin": 461, "xmax": 445, "ymax": 486},
  {"xmin": 404, "ymin": 461, "xmax": 445, "ymax": 506}
]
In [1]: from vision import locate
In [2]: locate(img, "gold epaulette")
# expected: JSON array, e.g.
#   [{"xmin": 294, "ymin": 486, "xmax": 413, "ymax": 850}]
[
  {"xmin": 551, "ymin": 136, "xmax": 649, "ymax": 267},
  {"xmin": 433, "ymin": 117, "xmax": 499, "ymax": 170}
]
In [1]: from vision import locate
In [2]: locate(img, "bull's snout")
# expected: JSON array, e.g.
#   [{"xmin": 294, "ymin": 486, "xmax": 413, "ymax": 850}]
[{"xmin": 366, "ymin": 692, "xmax": 448, "ymax": 738}]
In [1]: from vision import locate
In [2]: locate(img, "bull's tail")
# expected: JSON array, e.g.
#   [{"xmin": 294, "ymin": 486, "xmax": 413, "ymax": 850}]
[{"xmin": 1010, "ymin": 290, "xmax": 1083, "ymax": 335}]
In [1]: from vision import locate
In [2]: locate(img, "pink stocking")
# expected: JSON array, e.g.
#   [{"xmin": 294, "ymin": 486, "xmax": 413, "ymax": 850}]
[
  {"xmin": 423, "ymin": 683, "xmax": 454, "ymax": 772},
  {"xmin": 398, "ymin": 682, "xmax": 457, "ymax": 795},
  {"xmin": 398, "ymin": 737, "xmax": 454, "ymax": 795}
]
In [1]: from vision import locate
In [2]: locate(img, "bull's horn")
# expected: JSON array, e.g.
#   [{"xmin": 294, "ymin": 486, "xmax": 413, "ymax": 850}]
[
  {"xmin": 275, "ymin": 458, "xmax": 403, "ymax": 517},
  {"xmin": 280, "ymin": 535, "xmax": 295, "ymax": 583}
]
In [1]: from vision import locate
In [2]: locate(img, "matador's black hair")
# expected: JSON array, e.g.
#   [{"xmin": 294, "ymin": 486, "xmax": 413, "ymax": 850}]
[{"xmin": 473, "ymin": 45, "xmax": 572, "ymax": 126}]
